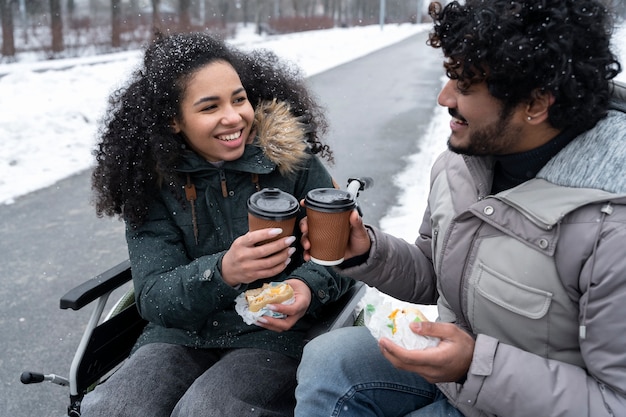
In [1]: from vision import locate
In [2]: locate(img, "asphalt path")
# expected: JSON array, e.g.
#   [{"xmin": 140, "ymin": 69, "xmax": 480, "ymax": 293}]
[
  {"xmin": 309, "ymin": 31, "xmax": 443, "ymax": 226},
  {"xmin": 0, "ymin": 30, "xmax": 443, "ymax": 416}
]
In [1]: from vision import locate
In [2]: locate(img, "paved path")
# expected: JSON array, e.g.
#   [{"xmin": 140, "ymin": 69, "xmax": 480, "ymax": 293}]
[
  {"xmin": 309, "ymin": 30, "xmax": 443, "ymax": 226},
  {"xmin": 0, "ymin": 30, "xmax": 443, "ymax": 416}
]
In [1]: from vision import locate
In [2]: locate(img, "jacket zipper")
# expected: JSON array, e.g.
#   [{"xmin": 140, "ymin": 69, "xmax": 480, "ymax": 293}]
[
  {"xmin": 219, "ymin": 169, "xmax": 235, "ymax": 243},
  {"xmin": 439, "ymin": 216, "xmax": 481, "ymax": 331},
  {"xmin": 437, "ymin": 216, "xmax": 472, "ymax": 327}
]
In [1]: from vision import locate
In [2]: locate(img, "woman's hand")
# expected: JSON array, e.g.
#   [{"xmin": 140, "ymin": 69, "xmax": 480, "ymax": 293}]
[
  {"xmin": 221, "ymin": 228, "xmax": 296, "ymax": 287},
  {"xmin": 254, "ymin": 278, "xmax": 312, "ymax": 332},
  {"xmin": 299, "ymin": 207, "xmax": 372, "ymax": 262}
]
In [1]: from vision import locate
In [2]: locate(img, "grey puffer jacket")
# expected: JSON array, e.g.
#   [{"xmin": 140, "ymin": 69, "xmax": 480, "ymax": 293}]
[{"xmin": 341, "ymin": 109, "xmax": 626, "ymax": 416}]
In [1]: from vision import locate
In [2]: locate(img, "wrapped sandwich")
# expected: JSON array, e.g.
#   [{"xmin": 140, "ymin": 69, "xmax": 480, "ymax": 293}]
[
  {"xmin": 360, "ymin": 289, "xmax": 439, "ymax": 350},
  {"xmin": 235, "ymin": 282, "xmax": 295, "ymax": 325}
]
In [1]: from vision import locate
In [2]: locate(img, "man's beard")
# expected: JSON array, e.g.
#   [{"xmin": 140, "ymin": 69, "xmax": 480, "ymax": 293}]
[{"xmin": 448, "ymin": 106, "xmax": 522, "ymax": 156}]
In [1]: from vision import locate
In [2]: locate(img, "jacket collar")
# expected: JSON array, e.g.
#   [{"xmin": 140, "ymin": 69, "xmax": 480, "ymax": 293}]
[
  {"xmin": 493, "ymin": 110, "xmax": 626, "ymax": 228},
  {"xmin": 537, "ymin": 110, "xmax": 626, "ymax": 194}
]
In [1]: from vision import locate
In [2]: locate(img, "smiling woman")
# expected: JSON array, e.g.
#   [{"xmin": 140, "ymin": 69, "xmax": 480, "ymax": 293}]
[
  {"xmin": 171, "ymin": 62, "xmax": 256, "ymax": 163},
  {"xmin": 84, "ymin": 31, "xmax": 354, "ymax": 417}
]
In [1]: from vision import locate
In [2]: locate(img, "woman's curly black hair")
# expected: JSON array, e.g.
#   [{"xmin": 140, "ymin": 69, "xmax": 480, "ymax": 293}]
[
  {"xmin": 428, "ymin": 0, "xmax": 621, "ymax": 129},
  {"xmin": 92, "ymin": 31, "xmax": 331, "ymax": 226}
]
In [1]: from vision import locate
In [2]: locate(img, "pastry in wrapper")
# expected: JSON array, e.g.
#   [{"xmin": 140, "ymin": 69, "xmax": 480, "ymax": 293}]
[
  {"xmin": 246, "ymin": 282, "xmax": 294, "ymax": 312},
  {"xmin": 235, "ymin": 282, "xmax": 295, "ymax": 325}
]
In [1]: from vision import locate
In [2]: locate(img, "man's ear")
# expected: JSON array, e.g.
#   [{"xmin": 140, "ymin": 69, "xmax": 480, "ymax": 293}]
[{"xmin": 525, "ymin": 89, "xmax": 555, "ymax": 122}]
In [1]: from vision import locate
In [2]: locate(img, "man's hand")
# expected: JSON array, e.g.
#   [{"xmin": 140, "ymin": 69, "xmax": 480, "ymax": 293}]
[
  {"xmin": 379, "ymin": 321, "xmax": 475, "ymax": 383},
  {"xmin": 299, "ymin": 207, "xmax": 371, "ymax": 261}
]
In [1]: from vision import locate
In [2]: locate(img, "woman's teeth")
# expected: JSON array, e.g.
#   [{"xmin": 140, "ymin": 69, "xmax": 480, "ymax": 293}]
[{"xmin": 218, "ymin": 132, "xmax": 240, "ymax": 141}]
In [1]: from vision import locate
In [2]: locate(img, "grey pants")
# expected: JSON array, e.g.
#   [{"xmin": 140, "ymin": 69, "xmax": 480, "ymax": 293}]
[{"xmin": 80, "ymin": 343, "xmax": 298, "ymax": 417}]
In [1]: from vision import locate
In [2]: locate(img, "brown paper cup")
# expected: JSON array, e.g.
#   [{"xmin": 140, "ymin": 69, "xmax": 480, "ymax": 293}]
[
  {"xmin": 248, "ymin": 214, "xmax": 296, "ymax": 245},
  {"xmin": 247, "ymin": 188, "xmax": 299, "ymax": 246},
  {"xmin": 304, "ymin": 188, "xmax": 356, "ymax": 266},
  {"xmin": 306, "ymin": 207, "xmax": 352, "ymax": 265}
]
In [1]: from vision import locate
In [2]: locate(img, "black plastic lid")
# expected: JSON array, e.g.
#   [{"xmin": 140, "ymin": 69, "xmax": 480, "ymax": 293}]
[
  {"xmin": 304, "ymin": 188, "xmax": 356, "ymax": 212},
  {"xmin": 247, "ymin": 188, "xmax": 299, "ymax": 221}
]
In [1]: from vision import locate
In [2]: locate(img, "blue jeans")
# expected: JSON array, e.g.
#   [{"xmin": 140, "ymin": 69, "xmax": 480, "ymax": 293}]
[{"xmin": 295, "ymin": 326, "xmax": 464, "ymax": 417}]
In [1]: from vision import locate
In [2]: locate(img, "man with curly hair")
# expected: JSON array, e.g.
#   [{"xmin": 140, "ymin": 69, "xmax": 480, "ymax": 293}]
[{"xmin": 295, "ymin": 1, "xmax": 626, "ymax": 416}]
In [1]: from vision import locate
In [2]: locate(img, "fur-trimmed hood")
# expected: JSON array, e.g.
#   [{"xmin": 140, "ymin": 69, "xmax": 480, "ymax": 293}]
[{"xmin": 253, "ymin": 99, "xmax": 310, "ymax": 176}]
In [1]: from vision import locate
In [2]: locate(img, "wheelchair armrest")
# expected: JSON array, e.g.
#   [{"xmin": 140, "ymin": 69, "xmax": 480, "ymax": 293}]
[
  {"xmin": 304, "ymin": 280, "xmax": 367, "ymax": 343},
  {"xmin": 60, "ymin": 259, "xmax": 132, "ymax": 311},
  {"xmin": 610, "ymin": 80, "xmax": 626, "ymax": 112}
]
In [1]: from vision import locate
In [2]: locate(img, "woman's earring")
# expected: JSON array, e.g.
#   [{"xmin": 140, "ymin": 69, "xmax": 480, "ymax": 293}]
[{"xmin": 527, "ymin": 116, "xmax": 532, "ymax": 121}]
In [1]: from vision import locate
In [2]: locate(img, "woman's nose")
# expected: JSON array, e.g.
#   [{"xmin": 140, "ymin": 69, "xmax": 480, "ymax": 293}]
[{"xmin": 221, "ymin": 105, "xmax": 242, "ymax": 124}]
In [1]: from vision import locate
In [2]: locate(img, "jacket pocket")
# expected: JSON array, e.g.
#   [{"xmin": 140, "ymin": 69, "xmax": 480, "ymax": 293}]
[
  {"xmin": 466, "ymin": 236, "xmax": 556, "ymax": 356},
  {"xmin": 475, "ymin": 263, "xmax": 552, "ymax": 320}
]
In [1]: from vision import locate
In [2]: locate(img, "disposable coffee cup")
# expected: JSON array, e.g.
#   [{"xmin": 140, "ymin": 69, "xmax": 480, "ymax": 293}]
[
  {"xmin": 247, "ymin": 188, "xmax": 299, "ymax": 245},
  {"xmin": 304, "ymin": 188, "xmax": 356, "ymax": 266}
]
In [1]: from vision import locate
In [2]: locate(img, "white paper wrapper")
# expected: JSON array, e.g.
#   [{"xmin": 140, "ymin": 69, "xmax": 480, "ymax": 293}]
[
  {"xmin": 235, "ymin": 284, "xmax": 295, "ymax": 325},
  {"xmin": 360, "ymin": 290, "xmax": 439, "ymax": 350}
]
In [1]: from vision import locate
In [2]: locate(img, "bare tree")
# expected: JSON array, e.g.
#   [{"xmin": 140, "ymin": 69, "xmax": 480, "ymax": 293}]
[
  {"xmin": 0, "ymin": 0, "xmax": 16, "ymax": 58},
  {"xmin": 217, "ymin": 0, "xmax": 229, "ymax": 28},
  {"xmin": 255, "ymin": 0, "xmax": 270, "ymax": 34},
  {"xmin": 240, "ymin": 0, "xmax": 252, "ymax": 26},
  {"xmin": 151, "ymin": 0, "xmax": 161, "ymax": 29},
  {"xmin": 178, "ymin": 0, "xmax": 191, "ymax": 30},
  {"xmin": 50, "ymin": 0, "xmax": 63, "ymax": 53},
  {"xmin": 111, "ymin": 0, "xmax": 121, "ymax": 47}
]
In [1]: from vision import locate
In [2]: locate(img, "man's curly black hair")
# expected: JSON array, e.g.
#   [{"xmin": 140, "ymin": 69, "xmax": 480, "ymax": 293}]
[
  {"xmin": 92, "ymin": 31, "xmax": 331, "ymax": 226},
  {"xmin": 427, "ymin": 0, "xmax": 621, "ymax": 129}
]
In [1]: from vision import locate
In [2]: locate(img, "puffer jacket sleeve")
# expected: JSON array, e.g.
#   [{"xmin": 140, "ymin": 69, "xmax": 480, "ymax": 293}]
[
  {"xmin": 126, "ymin": 200, "xmax": 239, "ymax": 332},
  {"xmin": 337, "ymin": 210, "xmax": 438, "ymax": 305},
  {"xmin": 284, "ymin": 154, "xmax": 355, "ymax": 313},
  {"xmin": 449, "ymin": 217, "xmax": 626, "ymax": 417}
]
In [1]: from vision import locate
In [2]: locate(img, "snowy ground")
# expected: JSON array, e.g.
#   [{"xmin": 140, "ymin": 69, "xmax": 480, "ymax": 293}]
[{"xmin": 0, "ymin": 23, "xmax": 430, "ymax": 206}]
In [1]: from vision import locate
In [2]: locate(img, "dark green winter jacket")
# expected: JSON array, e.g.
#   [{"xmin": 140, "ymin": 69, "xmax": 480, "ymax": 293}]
[{"xmin": 127, "ymin": 101, "xmax": 354, "ymax": 359}]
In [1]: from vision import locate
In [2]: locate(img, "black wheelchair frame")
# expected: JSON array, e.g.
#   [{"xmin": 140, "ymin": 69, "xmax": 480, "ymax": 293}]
[{"xmin": 21, "ymin": 259, "xmax": 366, "ymax": 416}]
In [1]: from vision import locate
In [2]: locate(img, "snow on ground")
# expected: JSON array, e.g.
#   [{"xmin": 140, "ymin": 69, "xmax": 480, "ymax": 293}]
[{"xmin": 0, "ymin": 23, "xmax": 428, "ymax": 205}]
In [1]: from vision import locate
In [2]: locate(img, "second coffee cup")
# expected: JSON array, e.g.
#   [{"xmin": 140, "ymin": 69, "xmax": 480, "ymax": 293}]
[
  {"xmin": 247, "ymin": 188, "xmax": 300, "ymax": 245},
  {"xmin": 304, "ymin": 188, "xmax": 356, "ymax": 266}
]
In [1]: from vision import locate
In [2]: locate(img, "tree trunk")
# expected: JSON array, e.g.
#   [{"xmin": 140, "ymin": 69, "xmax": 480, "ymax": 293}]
[
  {"xmin": 0, "ymin": 0, "xmax": 16, "ymax": 58},
  {"xmin": 111, "ymin": 0, "xmax": 121, "ymax": 48},
  {"xmin": 178, "ymin": 0, "xmax": 191, "ymax": 31},
  {"xmin": 241, "ymin": 0, "xmax": 250, "ymax": 27},
  {"xmin": 255, "ymin": 0, "xmax": 269, "ymax": 34},
  {"xmin": 50, "ymin": 0, "xmax": 64, "ymax": 53},
  {"xmin": 218, "ymin": 0, "xmax": 229, "ymax": 28},
  {"xmin": 151, "ymin": 0, "xmax": 161, "ymax": 30}
]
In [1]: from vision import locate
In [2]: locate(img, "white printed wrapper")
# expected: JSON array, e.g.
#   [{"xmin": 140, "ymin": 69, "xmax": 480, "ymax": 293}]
[
  {"xmin": 361, "ymin": 290, "xmax": 439, "ymax": 350},
  {"xmin": 235, "ymin": 286, "xmax": 295, "ymax": 325}
]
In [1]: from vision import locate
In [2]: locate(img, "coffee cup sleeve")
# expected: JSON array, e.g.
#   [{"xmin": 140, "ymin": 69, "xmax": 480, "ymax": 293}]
[{"xmin": 360, "ymin": 290, "xmax": 439, "ymax": 350}]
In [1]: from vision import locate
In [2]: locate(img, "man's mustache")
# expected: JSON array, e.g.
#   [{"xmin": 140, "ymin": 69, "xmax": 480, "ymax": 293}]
[{"xmin": 448, "ymin": 108, "xmax": 465, "ymax": 122}]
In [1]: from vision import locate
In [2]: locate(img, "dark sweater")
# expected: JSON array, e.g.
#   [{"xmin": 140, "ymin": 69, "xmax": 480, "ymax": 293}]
[{"xmin": 491, "ymin": 127, "xmax": 583, "ymax": 194}]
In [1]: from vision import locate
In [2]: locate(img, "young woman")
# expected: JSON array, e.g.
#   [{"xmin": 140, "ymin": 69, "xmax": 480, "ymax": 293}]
[{"xmin": 84, "ymin": 31, "xmax": 353, "ymax": 417}]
